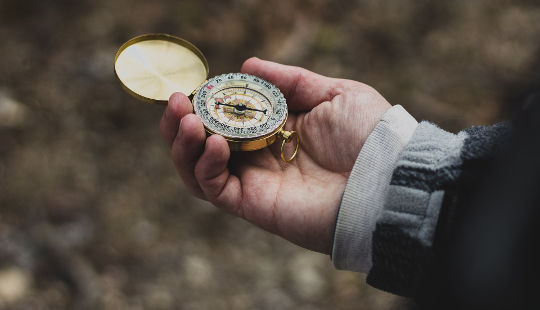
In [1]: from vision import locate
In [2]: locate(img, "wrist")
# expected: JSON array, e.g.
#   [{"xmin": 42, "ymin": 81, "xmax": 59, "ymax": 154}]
[{"xmin": 331, "ymin": 105, "xmax": 418, "ymax": 273}]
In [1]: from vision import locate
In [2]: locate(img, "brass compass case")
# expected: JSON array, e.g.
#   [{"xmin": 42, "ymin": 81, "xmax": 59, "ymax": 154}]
[
  {"xmin": 114, "ymin": 34, "xmax": 209, "ymax": 104},
  {"xmin": 114, "ymin": 34, "xmax": 299, "ymax": 161}
]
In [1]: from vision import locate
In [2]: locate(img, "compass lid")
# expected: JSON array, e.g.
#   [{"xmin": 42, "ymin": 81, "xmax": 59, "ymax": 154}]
[{"xmin": 114, "ymin": 34, "xmax": 209, "ymax": 104}]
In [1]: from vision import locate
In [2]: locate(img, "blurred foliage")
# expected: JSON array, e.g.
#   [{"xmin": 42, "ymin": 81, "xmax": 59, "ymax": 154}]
[{"xmin": 1, "ymin": 0, "xmax": 540, "ymax": 309}]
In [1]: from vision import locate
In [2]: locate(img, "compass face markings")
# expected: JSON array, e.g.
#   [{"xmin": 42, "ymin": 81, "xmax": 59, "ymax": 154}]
[
  {"xmin": 212, "ymin": 91, "xmax": 267, "ymax": 128},
  {"xmin": 193, "ymin": 73, "xmax": 287, "ymax": 139}
]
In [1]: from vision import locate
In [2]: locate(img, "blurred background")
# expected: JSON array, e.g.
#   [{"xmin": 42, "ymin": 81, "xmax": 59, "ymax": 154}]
[{"xmin": 1, "ymin": 0, "xmax": 539, "ymax": 309}]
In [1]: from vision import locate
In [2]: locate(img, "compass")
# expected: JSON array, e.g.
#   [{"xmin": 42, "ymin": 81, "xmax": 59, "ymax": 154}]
[{"xmin": 114, "ymin": 34, "xmax": 299, "ymax": 162}]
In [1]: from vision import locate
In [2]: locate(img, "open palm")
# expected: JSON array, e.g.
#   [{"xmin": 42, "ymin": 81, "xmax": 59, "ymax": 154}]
[{"xmin": 160, "ymin": 58, "xmax": 391, "ymax": 254}]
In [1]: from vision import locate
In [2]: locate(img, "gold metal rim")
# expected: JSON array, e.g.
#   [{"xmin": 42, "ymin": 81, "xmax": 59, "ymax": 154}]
[
  {"xmin": 114, "ymin": 33, "xmax": 209, "ymax": 105},
  {"xmin": 205, "ymin": 122, "xmax": 284, "ymax": 151},
  {"xmin": 203, "ymin": 111, "xmax": 288, "ymax": 151}
]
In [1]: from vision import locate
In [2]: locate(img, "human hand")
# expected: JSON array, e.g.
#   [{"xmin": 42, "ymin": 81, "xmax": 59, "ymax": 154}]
[{"xmin": 160, "ymin": 58, "xmax": 391, "ymax": 254}]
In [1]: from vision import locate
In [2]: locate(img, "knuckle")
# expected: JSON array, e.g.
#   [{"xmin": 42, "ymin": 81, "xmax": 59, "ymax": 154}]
[{"xmin": 193, "ymin": 161, "xmax": 207, "ymax": 184}]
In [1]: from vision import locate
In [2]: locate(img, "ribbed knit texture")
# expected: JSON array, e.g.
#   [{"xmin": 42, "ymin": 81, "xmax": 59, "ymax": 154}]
[
  {"xmin": 332, "ymin": 105, "xmax": 418, "ymax": 272},
  {"xmin": 367, "ymin": 121, "xmax": 510, "ymax": 297}
]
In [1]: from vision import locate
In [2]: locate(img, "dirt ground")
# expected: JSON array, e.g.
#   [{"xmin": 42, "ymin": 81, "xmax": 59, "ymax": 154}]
[{"xmin": 1, "ymin": 0, "xmax": 539, "ymax": 309}]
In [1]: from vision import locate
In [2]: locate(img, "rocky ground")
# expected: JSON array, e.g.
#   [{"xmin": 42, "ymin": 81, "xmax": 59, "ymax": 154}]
[{"xmin": 1, "ymin": 0, "xmax": 539, "ymax": 309}]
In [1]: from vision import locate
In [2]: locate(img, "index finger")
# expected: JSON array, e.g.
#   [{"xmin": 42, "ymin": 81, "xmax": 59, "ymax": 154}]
[
  {"xmin": 160, "ymin": 92, "xmax": 193, "ymax": 148},
  {"xmin": 240, "ymin": 57, "xmax": 346, "ymax": 112}
]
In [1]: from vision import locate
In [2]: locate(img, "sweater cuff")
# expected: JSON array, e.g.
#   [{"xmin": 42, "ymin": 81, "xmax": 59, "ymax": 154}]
[{"xmin": 331, "ymin": 105, "xmax": 418, "ymax": 273}]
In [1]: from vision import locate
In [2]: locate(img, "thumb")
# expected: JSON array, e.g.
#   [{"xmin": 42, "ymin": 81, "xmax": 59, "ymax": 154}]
[{"xmin": 240, "ymin": 57, "xmax": 343, "ymax": 112}]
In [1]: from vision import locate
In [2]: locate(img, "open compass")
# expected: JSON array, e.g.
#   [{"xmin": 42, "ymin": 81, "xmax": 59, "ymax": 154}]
[{"xmin": 114, "ymin": 34, "xmax": 299, "ymax": 162}]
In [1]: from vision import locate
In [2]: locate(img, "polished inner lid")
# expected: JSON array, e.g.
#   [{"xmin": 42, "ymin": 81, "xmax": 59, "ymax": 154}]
[{"xmin": 114, "ymin": 34, "xmax": 208, "ymax": 104}]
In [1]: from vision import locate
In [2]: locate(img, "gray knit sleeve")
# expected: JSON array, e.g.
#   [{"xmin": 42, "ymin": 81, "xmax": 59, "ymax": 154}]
[
  {"xmin": 366, "ymin": 121, "xmax": 510, "ymax": 297},
  {"xmin": 332, "ymin": 105, "xmax": 418, "ymax": 272}
]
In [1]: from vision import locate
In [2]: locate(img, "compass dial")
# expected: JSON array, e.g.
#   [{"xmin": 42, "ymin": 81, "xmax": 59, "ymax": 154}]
[
  {"xmin": 194, "ymin": 73, "xmax": 287, "ymax": 140},
  {"xmin": 209, "ymin": 88, "xmax": 270, "ymax": 128}
]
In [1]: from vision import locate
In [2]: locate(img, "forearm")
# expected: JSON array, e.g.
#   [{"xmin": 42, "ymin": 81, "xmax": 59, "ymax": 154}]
[
  {"xmin": 331, "ymin": 105, "xmax": 418, "ymax": 272},
  {"xmin": 331, "ymin": 106, "xmax": 511, "ymax": 296},
  {"xmin": 366, "ymin": 121, "xmax": 470, "ymax": 296},
  {"xmin": 367, "ymin": 121, "xmax": 510, "ymax": 296}
]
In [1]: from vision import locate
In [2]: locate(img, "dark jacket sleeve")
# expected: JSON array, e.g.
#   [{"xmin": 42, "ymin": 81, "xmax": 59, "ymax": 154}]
[{"xmin": 366, "ymin": 121, "xmax": 511, "ymax": 297}]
